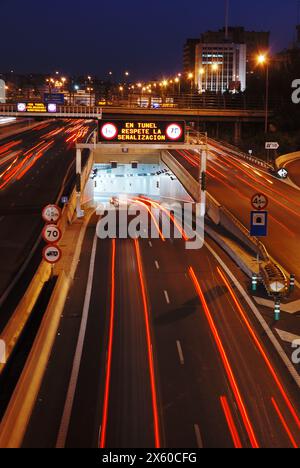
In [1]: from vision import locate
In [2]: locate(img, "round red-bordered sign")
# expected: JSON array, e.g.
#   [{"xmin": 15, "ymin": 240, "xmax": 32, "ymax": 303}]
[
  {"xmin": 251, "ymin": 193, "xmax": 269, "ymax": 211},
  {"xmin": 101, "ymin": 122, "xmax": 118, "ymax": 140},
  {"xmin": 42, "ymin": 204, "xmax": 61, "ymax": 223},
  {"xmin": 43, "ymin": 245, "xmax": 62, "ymax": 264},
  {"xmin": 165, "ymin": 123, "xmax": 183, "ymax": 141},
  {"xmin": 42, "ymin": 224, "xmax": 62, "ymax": 244}
]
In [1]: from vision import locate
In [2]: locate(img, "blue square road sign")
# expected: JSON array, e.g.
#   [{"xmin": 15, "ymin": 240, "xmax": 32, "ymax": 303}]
[{"xmin": 250, "ymin": 211, "xmax": 268, "ymax": 237}]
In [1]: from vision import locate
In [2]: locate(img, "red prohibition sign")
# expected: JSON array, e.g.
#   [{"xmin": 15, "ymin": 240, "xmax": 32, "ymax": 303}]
[{"xmin": 251, "ymin": 193, "xmax": 269, "ymax": 211}]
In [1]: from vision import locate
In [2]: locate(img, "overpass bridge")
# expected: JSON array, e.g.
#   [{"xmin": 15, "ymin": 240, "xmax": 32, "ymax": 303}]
[
  {"xmin": 0, "ymin": 100, "xmax": 268, "ymax": 144},
  {"xmin": 0, "ymin": 104, "xmax": 102, "ymax": 119}
]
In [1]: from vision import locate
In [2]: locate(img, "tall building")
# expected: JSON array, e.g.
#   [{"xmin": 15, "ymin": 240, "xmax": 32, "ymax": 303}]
[
  {"xmin": 0, "ymin": 80, "xmax": 6, "ymax": 103},
  {"xmin": 195, "ymin": 42, "xmax": 247, "ymax": 93},
  {"xmin": 200, "ymin": 27, "xmax": 269, "ymax": 66},
  {"xmin": 185, "ymin": 27, "xmax": 270, "ymax": 93},
  {"xmin": 183, "ymin": 38, "xmax": 200, "ymax": 75}
]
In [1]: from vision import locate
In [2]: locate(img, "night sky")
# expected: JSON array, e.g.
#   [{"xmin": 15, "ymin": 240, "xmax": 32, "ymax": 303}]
[{"xmin": 0, "ymin": 0, "xmax": 299, "ymax": 79}]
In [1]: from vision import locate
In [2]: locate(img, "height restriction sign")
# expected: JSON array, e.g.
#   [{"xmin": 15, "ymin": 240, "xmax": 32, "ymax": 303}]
[{"xmin": 251, "ymin": 193, "xmax": 269, "ymax": 211}]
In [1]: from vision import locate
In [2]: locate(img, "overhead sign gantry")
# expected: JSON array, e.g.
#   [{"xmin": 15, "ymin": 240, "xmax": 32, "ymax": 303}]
[{"xmin": 99, "ymin": 120, "xmax": 186, "ymax": 144}]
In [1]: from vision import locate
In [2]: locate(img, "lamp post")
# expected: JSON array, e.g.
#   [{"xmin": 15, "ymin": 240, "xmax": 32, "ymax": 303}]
[
  {"xmin": 188, "ymin": 72, "xmax": 194, "ymax": 92},
  {"xmin": 212, "ymin": 63, "xmax": 219, "ymax": 93},
  {"xmin": 199, "ymin": 68, "xmax": 205, "ymax": 93},
  {"xmin": 257, "ymin": 54, "xmax": 269, "ymax": 134}
]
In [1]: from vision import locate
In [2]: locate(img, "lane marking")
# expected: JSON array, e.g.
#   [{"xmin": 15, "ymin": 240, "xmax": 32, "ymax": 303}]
[
  {"xmin": 204, "ymin": 239, "xmax": 300, "ymax": 390},
  {"xmin": 176, "ymin": 340, "xmax": 185, "ymax": 365},
  {"xmin": 56, "ymin": 233, "xmax": 98, "ymax": 448},
  {"xmin": 254, "ymin": 297, "xmax": 300, "ymax": 314},
  {"xmin": 164, "ymin": 290, "xmax": 170, "ymax": 304},
  {"xmin": 148, "ymin": 241, "xmax": 153, "ymax": 247},
  {"xmin": 194, "ymin": 424, "xmax": 204, "ymax": 448},
  {"xmin": 189, "ymin": 267, "xmax": 259, "ymax": 449},
  {"xmin": 155, "ymin": 261, "xmax": 160, "ymax": 270},
  {"xmin": 218, "ymin": 266, "xmax": 300, "ymax": 431},
  {"xmin": 275, "ymin": 329, "xmax": 300, "ymax": 344}
]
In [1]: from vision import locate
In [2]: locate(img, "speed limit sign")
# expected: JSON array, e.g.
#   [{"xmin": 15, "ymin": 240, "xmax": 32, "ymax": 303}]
[
  {"xmin": 42, "ymin": 224, "xmax": 62, "ymax": 244},
  {"xmin": 251, "ymin": 193, "xmax": 269, "ymax": 211}
]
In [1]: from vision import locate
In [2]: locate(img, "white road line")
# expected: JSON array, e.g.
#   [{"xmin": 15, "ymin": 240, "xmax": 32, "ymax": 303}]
[
  {"xmin": 149, "ymin": 241, "xmax": 153, "ymax": 247},
  {"xmin": 155, "ymin": 261, "xmax": 160, "ymax": 270},
  {"xmin": 176, "ymin": 340, "xmax": 185, "ymax": 365},
  {"xmin": 164, "ymin": 290, "xmax": 170, "ymax": 304},
  {"xmin": 194, "ymin": 424, "xmax": 204, "ymax": 448},
  {"xmin": 56, "ymin": 233, "xmax": 98, "ymax": 448},
  {"xmin": 275, "ymin": 329, "xmax": 300, "ymax": 344}
]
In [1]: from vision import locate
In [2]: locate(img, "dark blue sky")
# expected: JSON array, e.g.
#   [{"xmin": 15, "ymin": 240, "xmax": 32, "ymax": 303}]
[{"xmin": 0, "ymin": 0, "xmax": 298, "ymax": 80}]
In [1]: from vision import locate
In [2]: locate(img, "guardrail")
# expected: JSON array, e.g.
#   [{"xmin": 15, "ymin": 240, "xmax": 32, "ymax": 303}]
[
  {"xmin": 207, "ymin": 137, "xmax": 273, "ymax": 170},
  {"xmin": 103, "ymin": 93, "xmax": 269, "ymax": 111}
]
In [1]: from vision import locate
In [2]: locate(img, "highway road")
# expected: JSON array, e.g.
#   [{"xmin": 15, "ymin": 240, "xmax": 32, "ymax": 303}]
[
  {"xmin": 171, "ymin": 143, "xmax": 300, "ymax": 283},
  {"xmin": 22, "ymin": 205, "xmax": 300, "ymax": 448},
  {"xmin": 0, "ymin": 119, "xmax": 95, "ymax": 325}
]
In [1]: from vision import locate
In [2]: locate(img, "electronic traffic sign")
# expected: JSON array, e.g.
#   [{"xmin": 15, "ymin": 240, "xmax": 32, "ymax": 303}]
[{"xmin": 98, "ymin": 120, "xmax": 186, "ymax": 143}]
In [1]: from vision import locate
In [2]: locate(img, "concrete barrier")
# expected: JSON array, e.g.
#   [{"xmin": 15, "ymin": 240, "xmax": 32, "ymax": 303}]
[
  {"xmin": 163, "ymin": 150, "xmax": 287, "ymax": 292},
  {"xmin": 0, "ymin": 271, "xmax": 71, "ymax": 448},
  {"xmin": 276, "ymin": 151, "xmax": 300, "ymax": 169},
  {"xmin": 0, "ymin": 151, "xmax": 94, "ymax": 376},
  {"xmin": 161, "ymin": 150, "xmax": 200, "ymax": 202}
]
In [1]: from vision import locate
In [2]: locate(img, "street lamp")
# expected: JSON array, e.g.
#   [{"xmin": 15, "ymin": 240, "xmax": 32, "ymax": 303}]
[
  {"xmin": 199, "ymin": 68, "xmax": 205, "ymax": 93},
  {"xmin": 257, "ymin": 53, "xmax": 269, "ymax": 134},
  {"xmin": 175, "ymin": 77, "xmax": 181, "ymax": 95},
  {"xmin": 211, "ymin": 63, "xmax": 219, "ymax": 92},
  {"xmin": 87, "ymin": 87, "xmax": 94, "ymax": 107}
]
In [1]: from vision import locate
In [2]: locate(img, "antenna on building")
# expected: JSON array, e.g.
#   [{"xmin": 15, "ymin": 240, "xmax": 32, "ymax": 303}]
[{"xmin": 225, "ymin": 0, "xmax": 229, "ymax": 40}]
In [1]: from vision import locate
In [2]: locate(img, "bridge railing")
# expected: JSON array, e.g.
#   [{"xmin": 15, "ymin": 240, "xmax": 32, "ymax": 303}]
[
  {"xmin": 0, "ymin": 104, "xmax": 102, "ymax": 118},
  {"xmin": 104, "ymin": 93, "xmax": 268, "ymax": 111}
]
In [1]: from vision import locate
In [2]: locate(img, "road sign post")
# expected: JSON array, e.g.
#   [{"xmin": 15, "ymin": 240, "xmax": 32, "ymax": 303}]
[
  {"xmin": 252, "ymin": 273, "xmax": 258, "ymax": 292},
  {"xmin": 265, "ymin": 142, "xmax": 279, "ymax": 167},
  {"xmin": 274, "ymin": 300, "xmax": 281, "ymax": 321},
  {"xmin": 250, "ymin": 211, "xmax": 268, "ymax": 237},
  {"xmin": 42, "ymin": 224, "xmax": 62, "ymax": 244},
  {"xmin": 42, "ymin": 204, "xmax": 61, "ymax": 224},
  {"xmin": 277, "ymin": 168, "xmax": 288, "ymax": 179},
  {"xmin": 43, "ymin": 245, "xmax": 62, "ymax": 264},
  {"xmin": 265, "ymin": 142, "xmax": 279, "ymax": 150},
  {"xmin": 289, "ymin": 274, "xmax": 296, "ymax": 294},
  {"xmin": 251, "ymin": 193, "xmax": 269, "ymax": 211}
]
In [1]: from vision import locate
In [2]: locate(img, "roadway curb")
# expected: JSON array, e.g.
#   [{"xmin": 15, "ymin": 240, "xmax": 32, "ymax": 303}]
[{"xmin": 0, "ymin": 210, "xmax": 95, "ymax": 448}]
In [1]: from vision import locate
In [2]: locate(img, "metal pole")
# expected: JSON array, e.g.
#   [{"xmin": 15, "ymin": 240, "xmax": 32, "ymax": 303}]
[
  {"xmin": 274, "ymin": 299, "xmax": 281, "ymax": 322},
  {"xmin": 265, "ymin": 64, "xmax": 269, "ymax": 134},
  {"xmin": 225, "ymin": 0, "xmax": 229, "ymax": 40}
]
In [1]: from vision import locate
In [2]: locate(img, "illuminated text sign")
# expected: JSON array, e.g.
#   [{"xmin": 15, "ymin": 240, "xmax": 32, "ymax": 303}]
[{"xmin": 99, "ymin": 120, "xmax": 186, "ymax": 143}]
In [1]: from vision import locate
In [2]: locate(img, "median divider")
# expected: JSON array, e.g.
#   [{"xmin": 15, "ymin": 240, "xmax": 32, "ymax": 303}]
[{"xmin": 0, "ymin": 271, "xmax": 70, "ymax": 448}]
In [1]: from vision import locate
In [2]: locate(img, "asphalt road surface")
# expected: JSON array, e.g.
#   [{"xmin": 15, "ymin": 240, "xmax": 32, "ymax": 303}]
[
  {"xmin": 0, "ymin": 120, "xmax": 95, "ymax": 325},
  {"xmin": 171, "ymin": 143, "xmax": 300, "ymax": 282},
  {"xmin": 23, "ymin": 208, "xmax": 300, "ymax": 448}
]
